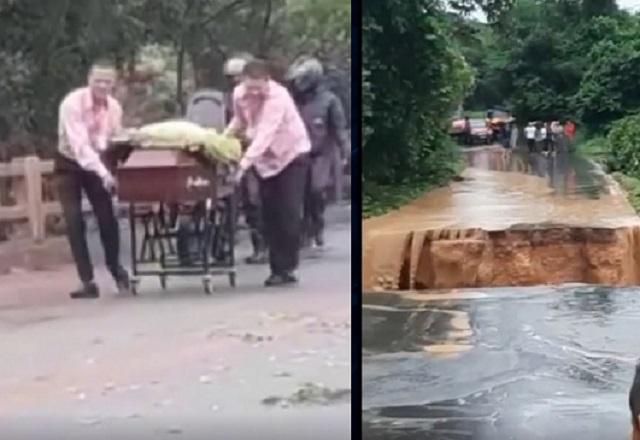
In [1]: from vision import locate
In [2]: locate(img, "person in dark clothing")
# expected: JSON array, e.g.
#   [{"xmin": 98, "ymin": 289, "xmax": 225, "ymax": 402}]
[
  {"xmin": 286, "ymin": 57, "xmax": 349, "ymax": 248},
  {"xmin": 463, "ymin": 116, "xmax": 472, "ymax": 146},
  {"xmin": 223, "ymin": 53, "xmax": 268, "ymax": 264},
  {"xmin": 55, "ymin": 60, "xmax": 130, "ymax": 299},
  {"xmin": 545, "ymin": 121, "xmax": 554, "ymax": 154},
  {"xmin": 499, "ymin": 122, "xmax": 510, "ymax": 149}
]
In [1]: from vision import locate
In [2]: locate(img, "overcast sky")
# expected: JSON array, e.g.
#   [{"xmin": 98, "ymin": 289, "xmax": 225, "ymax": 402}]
[
  {"xmin": 620, "ymin": 0, "xmax": 640, "ymax": 12},
  {"xmin": 467, "ymin": 0, "xmax": 640, "ymax": 22}
]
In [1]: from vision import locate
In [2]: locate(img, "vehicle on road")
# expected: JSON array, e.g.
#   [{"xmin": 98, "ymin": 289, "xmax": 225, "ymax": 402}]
[
  {"xmin": 467, "ymin": 119, "xmax": 492, "ymax": 145},
  {"xmin": 486, "ymin": 107, "xmax": 514, "ymax": 141}
]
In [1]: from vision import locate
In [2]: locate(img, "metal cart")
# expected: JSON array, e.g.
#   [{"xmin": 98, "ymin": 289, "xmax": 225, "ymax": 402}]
[{"xmin": 108, "ymin": 143, "xmax": 237, "ymax": 294}]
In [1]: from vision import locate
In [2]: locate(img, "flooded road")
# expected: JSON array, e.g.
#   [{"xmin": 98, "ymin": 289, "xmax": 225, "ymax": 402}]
[
  {"xmin": 363, "ymin": 286, "xmax": 638, "ymax": 439},
  {"xmin": 365, "ymin": 147, "xmax": 639, "ymax": 233},
  {"xmin": 363, "ymin": 147, "xmax": 640, "ymax": 290}
]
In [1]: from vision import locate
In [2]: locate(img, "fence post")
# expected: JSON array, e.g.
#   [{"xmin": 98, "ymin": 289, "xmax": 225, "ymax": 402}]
[{"xmin": 24, "ymin": 156, "xmax": 44, "ymax": 242}]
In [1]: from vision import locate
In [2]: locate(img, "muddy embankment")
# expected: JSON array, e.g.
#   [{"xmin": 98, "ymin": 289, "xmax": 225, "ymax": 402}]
[{"xmin": 363, "ymin": 147, "xmax": 640, "ymax": 290}]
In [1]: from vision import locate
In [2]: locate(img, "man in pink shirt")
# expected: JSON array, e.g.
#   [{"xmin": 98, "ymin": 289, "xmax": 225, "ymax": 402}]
[
  {"xmin": 55, "ymin": 60, "xmax": 130, "ymax": 299},
  {"xmin": 225, "ymin": 59, "xmax": 311, "ymax": 286}
]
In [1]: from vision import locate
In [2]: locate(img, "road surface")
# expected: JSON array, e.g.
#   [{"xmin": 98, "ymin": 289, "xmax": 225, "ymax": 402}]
[
  {"xmin": 0, "ymin": 204, "xmax": 351, "ymax": 440},
  {"xmin": 363, "ymin": 286, "xmax": 637, "ymax": 439}
]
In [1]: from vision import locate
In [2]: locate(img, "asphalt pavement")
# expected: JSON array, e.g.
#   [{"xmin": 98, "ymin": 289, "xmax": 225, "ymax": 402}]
[
  {"xmin": 0, "ymin": 204, "xmax": 351, "ymax": 440},
  {"xmin": 363, "ymin": 286, "xmax": 639, "ymax": 440}
]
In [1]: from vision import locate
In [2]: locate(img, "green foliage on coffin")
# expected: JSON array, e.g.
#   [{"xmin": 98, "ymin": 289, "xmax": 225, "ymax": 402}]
[{"xmin": 131, "ymin": 121, "xmax": 242, "ymax": 164}]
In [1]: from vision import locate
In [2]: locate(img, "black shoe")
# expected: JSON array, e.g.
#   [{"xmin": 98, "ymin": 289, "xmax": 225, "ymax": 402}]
[
  {"xmin": 114, "ymin": 267, "xmax": 130, "ymax": 292},
  {"xmin": 70, "ymin": 282, "xmax": 99, "ymax": 299},
  {"xmin": 264, "ymin": 274, "xmax": 285, "ymax": 287},
  {"xmin": 264, "ymin": 273, "xmax": 298, "ymax": 287},
  {"xmin": 245, "ymin": 251, "xmax": 268, "ymax": 265},
  {"xmin": 314, "ymin": 232, "xmax": 325, "ymax": 247}
]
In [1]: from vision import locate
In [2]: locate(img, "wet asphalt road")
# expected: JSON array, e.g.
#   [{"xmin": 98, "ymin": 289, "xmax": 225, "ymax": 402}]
[
  {"xmin": 363, "ymin": 286, "xmax": 640, "ymax": 439},
  {"xmin": 0, "ymin": 205, "xmax": 351, "ymax": 440}
]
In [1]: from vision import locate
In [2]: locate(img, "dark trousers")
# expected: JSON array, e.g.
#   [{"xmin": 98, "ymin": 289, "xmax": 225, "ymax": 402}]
[
  {"xmin": 527, "ymin": 139, "xmax": 535, "ymax": 153},
  {"xmin": 260, "ymin": 154, "xmax": 310, "ymax": 276},
  {"xmin": 241, "ymin": 167, "xmax": 265, "ymax": 253},
  {"xmin": 304, "ymin": 153, "xmax": 333, "ymax": 241},
  {"xmin": 55, "ymin": 155, "xmax": 121, "ymax": 284}
]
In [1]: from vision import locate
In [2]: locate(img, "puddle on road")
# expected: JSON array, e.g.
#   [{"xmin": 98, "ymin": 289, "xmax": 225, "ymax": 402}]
[
  {"xmin": 363, "ymin": 147, "xmax": 640, "ymax": 290},
  {"xmin": 363, "ymin": 286, "xmax": 639, "ymax": 439},
  {"xmin": 363, "ymin": 303, "xmax": 473, "ymax": 358}
]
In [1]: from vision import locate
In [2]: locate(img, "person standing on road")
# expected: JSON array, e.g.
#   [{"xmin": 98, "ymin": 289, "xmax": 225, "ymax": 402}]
[
  {"xmin": 286, "ymin": 57, "xmax": 349, "ymax": 249},
  {"xmin": 545, "ymin": 121, "xmax": 554, "ymax": 154},
  {"xmin": 223, "ymin": 53, "xmax": 268, "ymax": 264},
  {"xmin": 564, "ymin": 119, "xmax": 576, "ymax": 152},
  {"xmin": 525, "ymin": 122, "xmax": 536, "ymax": 153},
  {"xmin": 551, "ymin": 120, "xmax": 564, "ymax": 152},
  {"xmin": 55, "ymin": 60, "xmax": 130, "ymax": 299},
  {"xmin": 536, "ymin": 122, "xmax": 546, "ymax": 153},
  {"xmin": 224, "ymin": 59, "xmax": 311, "ymax": 286},
  {"xmin": 502, "ymin": 120, "xmax": 512, "ymax": 149},
  {"xmin": 463, "ymin": 116, "xmax": 472, "ymax": 146}
]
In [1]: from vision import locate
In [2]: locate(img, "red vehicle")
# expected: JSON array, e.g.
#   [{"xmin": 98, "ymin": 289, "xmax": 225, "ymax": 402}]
[{"xmin": 467, "ymin": 119, "xmax": 492, "ymax": 145}]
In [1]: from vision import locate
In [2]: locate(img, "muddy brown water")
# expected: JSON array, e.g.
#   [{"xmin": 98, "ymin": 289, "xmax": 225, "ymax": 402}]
[
  {"xmin": 363, "ymin": 147, "xmax": 640, "ymax": 290},
  {"xmin": 363, "ymin": 147, "xmax": 640, "ymax": 438}
]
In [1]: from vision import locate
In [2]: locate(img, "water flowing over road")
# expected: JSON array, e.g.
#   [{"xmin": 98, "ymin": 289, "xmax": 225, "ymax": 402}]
[
  {"xmin": 363, "ymin": 286, "xmax": 638, "ymax": 439},
  {"xmin": 363, "ymin": 144, "xmax": 640, "ymax": 439},
  {"xmin": 363, "ymin": 146, "xmax": 640, "ymax": 290}
]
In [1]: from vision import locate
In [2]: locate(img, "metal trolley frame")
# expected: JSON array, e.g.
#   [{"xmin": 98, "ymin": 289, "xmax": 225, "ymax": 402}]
[{"xmin": 108, "ymin": 143, "xmax": 237, "ymax": 294}]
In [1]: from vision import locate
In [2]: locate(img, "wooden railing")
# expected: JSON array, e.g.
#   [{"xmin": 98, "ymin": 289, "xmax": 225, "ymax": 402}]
[
  {"xmin": 0, "ymin": 153, "xmax": 351, "ymax": 244},
  {"xmin": 0, "ymin": 156, "xmax": 90, "ymax": 243}
]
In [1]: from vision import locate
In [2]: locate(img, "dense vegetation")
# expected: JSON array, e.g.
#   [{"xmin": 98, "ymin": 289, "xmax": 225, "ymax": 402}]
[
  {"xmin": 364, "ymin": 0, "xmax": 640, "ymax": 216},
  {"xmin": 0, "ymin": 0, "xmax": 350, "ymax": 158},
  {"xmin": 363, "ymin": 0, "xmax": 474, "ymax": 217}
]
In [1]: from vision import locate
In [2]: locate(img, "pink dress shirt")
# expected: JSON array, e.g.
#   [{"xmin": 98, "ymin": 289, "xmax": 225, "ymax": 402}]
[
  {"xmin": 58, "ymin": 87, "xmax": 123, "ymax": 178},
  {"xmin": 232, "ymin": 80, "xmax": 311, "ymax": 178}
]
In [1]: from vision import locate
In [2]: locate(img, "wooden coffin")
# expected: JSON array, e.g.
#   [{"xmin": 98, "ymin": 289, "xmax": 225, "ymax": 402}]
[{"xmin": 116, "ymin": 149, "xmax": 217, "ymax": 203}]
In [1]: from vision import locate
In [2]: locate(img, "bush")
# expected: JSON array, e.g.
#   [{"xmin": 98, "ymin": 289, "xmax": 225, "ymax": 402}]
[
  {"xmin": 578, "ymin": 135, "xmax": 608, "ymax": 158},
  {"xmin": 605, "ymin": 113, "xmax": 640, "ymax": 176}
]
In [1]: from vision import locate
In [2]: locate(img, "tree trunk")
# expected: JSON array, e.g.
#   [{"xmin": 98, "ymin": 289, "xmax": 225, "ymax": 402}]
[
  {"xmin": 176, "ymin": 42, "xmax": 185, "ymax": 116},
  {"xmin": 258, "ymin": 0, "xmax": 273, "ymax": 56},
  {"xmin": 191, "ymin": 51, "xmax": 226, "ymax": 90}
]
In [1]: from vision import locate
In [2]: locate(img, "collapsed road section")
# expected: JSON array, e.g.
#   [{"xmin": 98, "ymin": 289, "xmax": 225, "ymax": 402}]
[{"xmin": 363, "ymin": 147, "xmax": 640, "ymax": 290}]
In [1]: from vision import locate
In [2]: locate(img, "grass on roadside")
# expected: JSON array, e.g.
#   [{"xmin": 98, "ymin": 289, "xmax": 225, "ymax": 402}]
[
  {"xmin": 363, "ymin": 157, "xmax": 465, "ymax": 219},
  {"xmin": 576, "ymin": 134, "xmax": 607, "ymax": 160},
  {"xmin": 575, "ymin": 134, "xmax": 640, "ymax": 213},
  {"xmin": 612, "ymin": 172, "xmax": 640, "ymax": 213},
  {"xmin": 363, "ymin": 181, "xmax": 434, "ymax": 218}
]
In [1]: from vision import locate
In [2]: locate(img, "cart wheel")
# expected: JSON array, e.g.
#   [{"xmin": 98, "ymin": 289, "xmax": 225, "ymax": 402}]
[
  {"xmin": 130, "ymin": 278, "xmax": 140, "ymax": 296},
  {"xmin": 228, "ymin": 272, "xmax": 236, "ymax": 288},
  {"xmin": 203, "ymin": 276, "xmax": 213, "ymax": 295},
  {"xmin": 159, "ymin": 275, "xmax": 167, "ymax": 290}
]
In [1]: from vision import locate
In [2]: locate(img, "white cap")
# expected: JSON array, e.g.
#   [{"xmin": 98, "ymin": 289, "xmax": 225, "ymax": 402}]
[{"xmin": 223, "ymin": 53, "xmax": 253, "ymax": 76}]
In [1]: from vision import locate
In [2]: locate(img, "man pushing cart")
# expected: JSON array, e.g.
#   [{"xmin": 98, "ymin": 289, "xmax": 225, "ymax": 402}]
[
  {"xmin": 57, "ymin": 59, "xmax": 242, "ymax": 297},
  {"xmin": 57, "ymin": 57, "xmax": 312, "ymax": 297}
]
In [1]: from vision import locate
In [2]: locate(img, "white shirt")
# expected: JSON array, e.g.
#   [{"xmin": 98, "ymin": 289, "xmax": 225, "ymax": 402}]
[{"xmin": 524, "ymin": 126, "xmax": 536, "ymax": 140}]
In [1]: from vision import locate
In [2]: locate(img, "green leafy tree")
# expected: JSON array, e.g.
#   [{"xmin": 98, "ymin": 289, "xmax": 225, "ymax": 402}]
[{"xmin": 363, "ymin": 0, "xmax": 472, "ymax": 192}]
